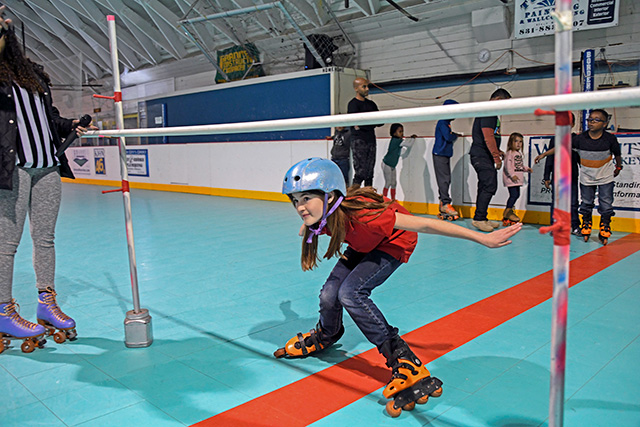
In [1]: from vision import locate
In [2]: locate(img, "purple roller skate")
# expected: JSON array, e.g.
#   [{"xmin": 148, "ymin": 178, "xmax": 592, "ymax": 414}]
[
  {"xmin": 0, "ymin": 300, "xmax": 47, "ymax": 354},
  {"xmin": 37, "ymin": 288, "xmax": 77, "ymax": 344}
]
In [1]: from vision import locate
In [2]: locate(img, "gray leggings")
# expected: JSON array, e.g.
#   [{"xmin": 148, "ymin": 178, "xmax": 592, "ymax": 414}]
[{"xmin": 0, "ymin": 167, "xmax": 61, "ymax": 303}]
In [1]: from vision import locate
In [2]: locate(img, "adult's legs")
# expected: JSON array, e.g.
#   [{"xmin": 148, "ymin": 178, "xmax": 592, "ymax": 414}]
[
  {"xmin": 363, "ymin": 137, "xmax": 377, "ymax": 187},
  {"xmin": 432, "ymin": 154, "xmax": 452, "ymax": 205},
  {"xmin": 27, "ymin": 167, "xmax": 62, "ymax": 292},
  {"xmin": 471, "ymin": 155, "xmax": 497, "ymax": 221},
  {"xmin": 351, "ymin": 137, "xmax": 367, "ymax": 187}
]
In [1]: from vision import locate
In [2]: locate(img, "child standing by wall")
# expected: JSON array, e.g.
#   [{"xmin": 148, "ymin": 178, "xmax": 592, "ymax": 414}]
[
  {"xmin": 276, "ymin": 157, "xmax": 521, "ymax": 417},
  {"xmin": 433, "ymin": 99, "xmax": 463, "ymax": 220},
  {"xmin": 381, "ymin": 123, "xmax": 415, "ymax": 200},
  {"xmin": 502, "ymin": 132, "xmax": 532, "ymax": 225},
  {"xmin": 328, "ymin": 126, "xmax": 351, "ymax": 186}
]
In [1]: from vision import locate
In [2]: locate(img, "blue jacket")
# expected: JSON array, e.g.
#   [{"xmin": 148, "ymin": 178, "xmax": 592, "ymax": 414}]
[{"xmin": 433, "ymin": 119, "xmax": 458, "ymax": 157}]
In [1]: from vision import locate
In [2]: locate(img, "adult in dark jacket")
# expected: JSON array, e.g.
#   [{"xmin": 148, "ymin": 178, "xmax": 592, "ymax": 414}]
[{"xmin": 0, "ymin": 13, "xmax": 91, "ymax": 349}]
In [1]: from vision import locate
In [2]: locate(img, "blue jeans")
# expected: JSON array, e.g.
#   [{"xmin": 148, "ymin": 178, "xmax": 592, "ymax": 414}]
[
  {"xmin": 579, "ymin": 181, "xmax": 615, "ymax": 224},
  {"xmin": 318, "ymin": 248, "xmax": 401, "ymax": 349}
]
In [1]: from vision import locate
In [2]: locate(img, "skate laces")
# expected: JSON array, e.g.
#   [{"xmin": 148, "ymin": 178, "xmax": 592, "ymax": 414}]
[
  {"xmin": 1, "ymin": 300, "xmax": 38, "ymax": 331},
  {"xmin": 40, "ymin": 289, "xmax": 70, "ymax": 322}
]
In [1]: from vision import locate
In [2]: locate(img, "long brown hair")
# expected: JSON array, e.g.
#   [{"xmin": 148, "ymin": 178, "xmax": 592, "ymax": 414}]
[
  {"xmin": 297, "ymin": 186, "xmax": 393, "ymax": 271},
  {"xmin": 0, "ymin": 28, "xmax": 50, "ymax": 93}
]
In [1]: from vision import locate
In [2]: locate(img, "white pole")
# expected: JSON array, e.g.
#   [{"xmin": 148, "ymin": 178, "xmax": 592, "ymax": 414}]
[
  {"xmin": 82, "ymin": 87, "xmax": 640, "ymax": 139},
  {"xmin": 103, "ymin": 15, "xmax": 152, "ymax": 348}
]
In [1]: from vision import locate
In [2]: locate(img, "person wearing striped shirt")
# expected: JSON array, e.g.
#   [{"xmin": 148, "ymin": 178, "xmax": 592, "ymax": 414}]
[{"xmin": 0, "ymin": 12, "xmax": 92, "ymax": 348}]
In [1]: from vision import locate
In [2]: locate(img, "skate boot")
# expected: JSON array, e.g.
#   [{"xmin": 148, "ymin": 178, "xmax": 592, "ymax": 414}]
[
  {"xmin": 0, "ymin": 300, "xmax": 47, "ymax": 354},
  {"xmin": 437, "ymin": 202, "xmax": 460, "ymax": 221},
  {"xmin": 274, "ymin": 323, "xmax": 343, "ymax": 358},
  {"xmin": 580, "ymin": 217, "xmax": 592, "ymax": 242},
  {"xmin": 598, "ymin": 223, "xmax": 611, "ymax": 246},
  {"xmin": 37, "ymin": 288, "xmax": 77, "ymax": 344},
  {"xmin": 381, "ymin": 337, "xmax": 443, "ymax": 418},
  {"xmin": 502, "ymin": 208, "xmax": 520, "ymax": 226}
]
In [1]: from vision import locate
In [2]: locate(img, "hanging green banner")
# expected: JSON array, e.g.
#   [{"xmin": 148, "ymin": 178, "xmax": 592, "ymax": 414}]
[{"xmin": 216, "ymin": 43, "xmax": 265, "ymax": 83}]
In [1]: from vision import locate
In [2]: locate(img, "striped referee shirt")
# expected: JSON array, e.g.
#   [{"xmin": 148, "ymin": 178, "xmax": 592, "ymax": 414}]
[{"xmin": 12, "ymin": 84, "xmax": 58, "ymax": 168}]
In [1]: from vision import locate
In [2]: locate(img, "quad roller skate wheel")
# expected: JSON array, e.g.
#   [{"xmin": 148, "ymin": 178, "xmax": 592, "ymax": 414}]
[
  {"xmin": 0, "ymin": 340, "xmax": 5, "ymax": 354},
  {"xmin": 21, "ymin": 339, "xmax": 36, "ymax": 353},
  {"xmin": 273, "ymin": 347, "xmax": 286, "ymax": 358},
  {"xmin": 53, "ymin": 331, "xmax": 66, "ymax": 344}
]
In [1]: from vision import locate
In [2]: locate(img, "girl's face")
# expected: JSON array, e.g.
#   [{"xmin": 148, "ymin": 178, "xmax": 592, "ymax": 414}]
[
  {"xmin": 393, "ymin": 126, "xmax": 404, "ymax": 138},
  {"xmin": 290, "ymin": 192, "xmax": 329, "ymax": 227},
  {"xmin": 513, "ymin": 137, "xmax": 523, "ymax": 150}
]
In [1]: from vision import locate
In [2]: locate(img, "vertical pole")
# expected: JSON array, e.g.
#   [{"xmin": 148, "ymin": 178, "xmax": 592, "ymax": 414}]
[
  {"xmin": 549, "ymin": 2, "xmax": 573, "ymax": 426},
  {"xmin": 106, "ymin": 15, "xmax": 153, "ymax": 348}
]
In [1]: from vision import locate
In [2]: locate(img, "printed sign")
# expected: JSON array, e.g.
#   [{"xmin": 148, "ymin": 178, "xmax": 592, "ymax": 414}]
[
  {"xmin": 528, "ymin": 134, "xmax": 640, "ymax": 211},
  {"xmin": 216, "ymin": 43, "xmax": 265, "ymax": 83},
  {"xmin": 515, "ymin": 0, "xmax": 619, "ymax": 39},
  {"xmin": 126, "ymin": 149, "xmax": 149, "ymax": 177},
  {"xmin": 94, "ymin": 148, "xmax": 106, "ymax": 175},
  {"xmin": 70, "ymin": 149, "xmax": 91, "ymax": 176}
]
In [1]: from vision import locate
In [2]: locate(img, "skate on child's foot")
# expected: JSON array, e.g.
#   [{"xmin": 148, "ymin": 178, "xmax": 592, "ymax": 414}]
[
  {"xmin": 502, "ymin": 208, "xmax": 520, "ymax": 226},
  {"xmin": 580, "ymin": 217, "xmax": 592, "ymax": 242},
  {"xmin": 274, "ymin": 323, "xmax": 344, "ymax": 358},
  {"xmin": 37, "ymin": 288, "xmax": 77, "ymax": 344},
  {"xmin": 381, "ymin": 337, "xmax": 443, "ymax": 418},
  {"xmin": 437, "ymin": 202, "xmax": 460, "ymax": 221},
  {"xmin": 0, "ymin": 300, "xmax": 47, "ymax": 354},
  {"xmin": 598, "ymin": 222, "xmax": 611, "ymax": 245}
]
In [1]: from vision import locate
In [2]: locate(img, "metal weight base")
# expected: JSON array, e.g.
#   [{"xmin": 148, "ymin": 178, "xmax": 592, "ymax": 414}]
[{"xmin": 124, "ymin": 308, "xmax": 153, "ymax": 348}]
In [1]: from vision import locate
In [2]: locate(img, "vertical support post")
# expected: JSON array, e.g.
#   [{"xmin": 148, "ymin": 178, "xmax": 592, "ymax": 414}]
[
  {"xmin": 105, "ymin": 15, "xmax": 153, "ymax": 348},
  {"xmin": 549, "ymin": 2, "xmax": 573, "ymax": 426}
]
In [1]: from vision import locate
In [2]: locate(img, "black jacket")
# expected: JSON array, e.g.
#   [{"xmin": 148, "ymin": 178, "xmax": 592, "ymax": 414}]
[{"xmin": 0, "ymin": 74, "xmax": 75, "ymax": 190}]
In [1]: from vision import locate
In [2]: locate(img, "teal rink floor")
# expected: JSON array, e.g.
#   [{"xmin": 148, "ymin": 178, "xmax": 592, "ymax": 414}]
[{"xmin": 1, "ymin": 183, "xmax": 638, "ymax": 426}]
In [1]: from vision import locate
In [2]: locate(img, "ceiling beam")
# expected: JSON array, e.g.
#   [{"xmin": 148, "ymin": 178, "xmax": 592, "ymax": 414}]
[{"xmin": 134, "ymin": 0, "xmax": 189, "ymax": 59}]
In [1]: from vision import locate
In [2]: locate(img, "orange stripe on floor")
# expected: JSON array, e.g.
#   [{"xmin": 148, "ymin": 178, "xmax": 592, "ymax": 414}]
[{"xmin": 193, "ymin": 234, "xmax": 640, "ymax": 426}]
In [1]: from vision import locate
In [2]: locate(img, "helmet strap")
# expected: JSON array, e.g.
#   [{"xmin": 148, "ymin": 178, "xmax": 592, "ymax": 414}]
[{"xmin": 306, "ymin": 193, "xmax": 344, "ymax": 243}]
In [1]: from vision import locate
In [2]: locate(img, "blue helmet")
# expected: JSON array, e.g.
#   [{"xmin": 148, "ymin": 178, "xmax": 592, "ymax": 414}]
[{"xmin": 282, "ymin": 157, "xmax": 347, "ymax": 197}]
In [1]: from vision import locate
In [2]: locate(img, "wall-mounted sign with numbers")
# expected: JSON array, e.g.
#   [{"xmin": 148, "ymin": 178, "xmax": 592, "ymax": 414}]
[{"xmin": 515, "ymin": 0, "xmax": 619, "ymax": 39}]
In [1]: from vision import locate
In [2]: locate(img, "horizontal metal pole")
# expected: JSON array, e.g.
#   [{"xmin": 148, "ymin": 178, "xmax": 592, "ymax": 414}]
[
  {"xmin": 84, "ymin": 87, "xmax": 640, "ymax": 138},
  {"xmin": 178, "ymin": 2, "xmax": 280, "ymax": 24}
]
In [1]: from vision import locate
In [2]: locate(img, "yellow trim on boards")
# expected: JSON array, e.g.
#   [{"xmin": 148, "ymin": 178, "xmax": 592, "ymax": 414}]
[{"xmin": 62, "ymin": 178, "xmax": 640, "ymax": 233}]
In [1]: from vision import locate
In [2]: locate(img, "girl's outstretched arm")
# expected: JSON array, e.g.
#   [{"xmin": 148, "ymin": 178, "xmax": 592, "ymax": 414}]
[{"xmin": 394, "ymin": 213, "xmax": 522, "ymax": 248}]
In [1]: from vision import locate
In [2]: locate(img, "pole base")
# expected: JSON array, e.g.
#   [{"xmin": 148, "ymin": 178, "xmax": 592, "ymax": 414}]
[{"xmin": 124, "ymin": 308, "xmax": 153, "ymax": 348}]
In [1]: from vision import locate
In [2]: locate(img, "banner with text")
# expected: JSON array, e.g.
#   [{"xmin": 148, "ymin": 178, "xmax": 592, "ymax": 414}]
[
  {"xmin": 515, "ymin": 0, "xmax": 619, "ymax": 39},
  {"xmin": 216, "ymin": 43, "xmax": 265, "ymax": 83}
]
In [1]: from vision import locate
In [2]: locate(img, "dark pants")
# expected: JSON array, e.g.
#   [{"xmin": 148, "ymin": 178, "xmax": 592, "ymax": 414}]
[
  {"xmin": 318, "ymin": 248, "xmax": 401, "ymax": 350},
  {"xmin": 352, "ymin": 136, "xmax": 376, "ymax": 187},
  {"xmin": 579, "ymin": 181, "xmax": 615, "ymax": 225},
  {"xmin": 506, "ymin": 186, "xmax": 520, "ymax": 208},
  {"xmin": 471, "ymin": 154, "xmax": 497, "ymax": 221},
  {"xmin": 332, "ymin": 158, "xmax": 350, "ymax": 186},
  {"xmin": 432, "ymin": 154, "xmax": 452, "ymax": 205}
]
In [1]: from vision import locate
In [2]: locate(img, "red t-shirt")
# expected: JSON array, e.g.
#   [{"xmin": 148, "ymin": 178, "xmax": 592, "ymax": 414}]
[{"xmin": 327, "ymin": 198, "xmax": 418, "ymax": 263}]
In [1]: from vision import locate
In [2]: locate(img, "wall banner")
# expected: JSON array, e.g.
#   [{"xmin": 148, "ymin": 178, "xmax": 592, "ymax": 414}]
[
  {"xmin": 216, "ymin": 43, "xmax": 265, "ymax": 83},
  {"xmin": 70, "ymin": 149, "xmax": 91, "ymax": 176},
  {"xmin": 515, "ymin": 0, "xmax": 619, "ymax": 39},
  {"xmin": 94, "ymin": 148, "xmax": 106, "ymax": 175},
  {"xmin": 126, "ymin": 149, "xmax": 149, "ymax": 177}
]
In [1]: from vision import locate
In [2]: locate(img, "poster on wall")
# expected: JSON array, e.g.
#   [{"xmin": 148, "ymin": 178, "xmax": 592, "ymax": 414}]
[
  {"xmin": 94, "ymin": 148, "xmax": 106, "ymax": 175},
  {"xmin": 126, "ymin": 149, "xmax": 149, "ymax": 177},
  {"xmin": 515, "ymin": 0, "xmax": 619, "ymax": 39},
  {"xmin": 70, "ymin": 149, "xmax": 91, "ymax": 176},
  {"xmin": 528, "ymin": 135, "xmax": 640, "ymax": 211},
  {"xmin": 215, "ymin": 43, "xmax": 265, "ymax": 83}
]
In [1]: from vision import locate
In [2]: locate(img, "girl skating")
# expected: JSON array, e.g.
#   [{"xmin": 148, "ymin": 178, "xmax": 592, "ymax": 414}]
[{"xmin": 275, "ymin": 157, "xmax": 521, "ymax": 417}]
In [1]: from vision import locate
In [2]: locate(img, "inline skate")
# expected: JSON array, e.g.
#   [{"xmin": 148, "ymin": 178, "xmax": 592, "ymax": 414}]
[
  {"xmin": 0, "ymin": 300, "xmax": 47, "ymax": 354},
  {"xmin": 598, "ymin": 222, "xmax": 611, "ymax": 245},
  {"xmin": 437, "ymin": 202, "xmax": 460, "ymax": 221},
  {"xmin": 274, "ymin": 323, "xmax": 343, "ymax": 358},
  {"xmin": 580, "ymin": 217, "xmax": 592, "ymax": 242},
  {"xmin": 502, "ymin": 207, "xmax": 520, "ymax": 226},
  {"xmin": 381, "ymin": 337, "xmax": 443, "ymax": 418},
  {"xmin": 37, "ymin": 288, "xmax": 77, "ymax": 344}
]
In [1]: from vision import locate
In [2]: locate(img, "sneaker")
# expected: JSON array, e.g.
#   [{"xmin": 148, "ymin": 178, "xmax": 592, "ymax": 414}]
[
  {"xmin": 472, "ymin": 220, "xmax": 494, "ymax": 232},
  {"xmin": 488, "ymin": 220, "xmax": 501, "ymax": 228}
]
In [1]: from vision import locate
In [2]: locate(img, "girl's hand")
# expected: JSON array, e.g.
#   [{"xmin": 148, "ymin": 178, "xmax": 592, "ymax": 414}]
[
  {"xmin": 526, "ymin": 167, "xmax": 533, "ymax": 173},
  {"xmin": 479, "ymin": 223, "xmax": 522, "ymax": 248},
  {"xmin": 511, "ymin": 176, "xmax": 520, "ymax": 183}
]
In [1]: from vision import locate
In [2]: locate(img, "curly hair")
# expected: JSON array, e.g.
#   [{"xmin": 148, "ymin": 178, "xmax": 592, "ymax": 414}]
[
  {"xmin": 297, "ymin": 186, "xmax": 393, "ymax": 271},
  {"xmin": 0, "ymin": 27, "xmax": 50, "ymax": 93}
]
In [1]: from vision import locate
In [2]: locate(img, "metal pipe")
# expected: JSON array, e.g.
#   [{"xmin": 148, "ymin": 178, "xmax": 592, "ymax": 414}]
[
  {"xmin": 82, "ymin": 87, "xmax": 640, "ymax": 139},
  {"xmin": 179, "ymin": 1, "xmax": 280, "ymax": 24}
]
